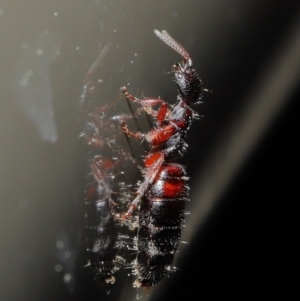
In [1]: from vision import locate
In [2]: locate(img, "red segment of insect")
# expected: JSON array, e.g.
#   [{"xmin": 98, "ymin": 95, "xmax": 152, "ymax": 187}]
[{"xmin": 120, "ymin": 30, "xmax": 203, "ymax": 288}]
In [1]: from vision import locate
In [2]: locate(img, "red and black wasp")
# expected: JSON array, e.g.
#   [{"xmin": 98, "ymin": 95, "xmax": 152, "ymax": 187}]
[
  {"xmin": 119, "ymin": 30, "xmax": 202, "ymax": 288},
  {"xmin": 81, "ymin": 29, "xmax": 203, "ymax": 289}
]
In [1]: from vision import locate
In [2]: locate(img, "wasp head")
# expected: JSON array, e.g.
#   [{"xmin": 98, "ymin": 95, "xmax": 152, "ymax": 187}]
[{"xmin": 173, "ymin": 58, "xmax": 202, "ymax": 104}]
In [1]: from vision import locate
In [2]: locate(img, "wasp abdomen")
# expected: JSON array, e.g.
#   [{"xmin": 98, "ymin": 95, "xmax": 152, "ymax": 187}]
[{"xmin": 133, "ymin": 163, "xmax": 187, "ymax": 287}]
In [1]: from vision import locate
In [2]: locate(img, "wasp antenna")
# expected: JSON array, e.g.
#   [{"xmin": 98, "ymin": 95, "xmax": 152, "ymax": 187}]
[
  {"xmin": 83, "ymin": 41, "xmax": 112, "ymax": 84},
  {"xmin": 154, "ymin": 29, "xmax": 190, "ymax": 60}
]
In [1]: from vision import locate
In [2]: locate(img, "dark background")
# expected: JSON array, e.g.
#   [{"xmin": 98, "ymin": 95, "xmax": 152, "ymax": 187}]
[{"xmin": 0, "ymin": 1, "xmax": 299, "ymax": 300}]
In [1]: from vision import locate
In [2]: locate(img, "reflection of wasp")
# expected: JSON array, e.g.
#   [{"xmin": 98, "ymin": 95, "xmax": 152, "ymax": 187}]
[
  {"xmin": 119, "ymin": 30, "xmax": 203, "ymax": 288},
  {"xmin": 80, "ymin": 42, "xmax": 132, "ymax": 287}
]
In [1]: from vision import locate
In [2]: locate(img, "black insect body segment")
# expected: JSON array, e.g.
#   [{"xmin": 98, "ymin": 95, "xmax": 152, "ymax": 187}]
[{"xmin": 120, "ymin": 30, "xmax": 203, "ymax": 287}]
